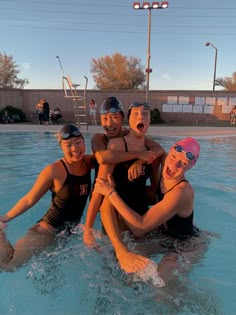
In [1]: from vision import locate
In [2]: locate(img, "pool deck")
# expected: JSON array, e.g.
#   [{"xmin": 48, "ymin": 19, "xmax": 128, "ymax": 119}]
[{"xmin": 0, "ymin": 123, "xmax": 236, "ymax": 139}]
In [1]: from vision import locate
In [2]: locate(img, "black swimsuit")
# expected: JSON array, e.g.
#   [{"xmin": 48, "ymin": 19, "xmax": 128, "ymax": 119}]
[
  {"xmin": 112, "ymin": 137, "xmax": 152, "ymax": 215},
  {"xmin": 157, "ymin": 179, "xmax": 199, "ymax": 239},
  {"xmin": 39, "ymin": 159, "xmax": 91, "ymax": 230}
]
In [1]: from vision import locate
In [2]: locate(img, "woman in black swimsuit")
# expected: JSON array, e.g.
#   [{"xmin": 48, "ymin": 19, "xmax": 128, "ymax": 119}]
[{"xmin": 0, "ymin": 124, "xmax": 95, "ymax": 271}]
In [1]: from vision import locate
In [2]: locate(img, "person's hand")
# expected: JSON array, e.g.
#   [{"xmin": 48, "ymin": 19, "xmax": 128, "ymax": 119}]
[
  {"xmin": 94, "ymin": 174, "xmax": 115, "ymax": 196},
  {"xmin": 83, "ymin": 227, "xmax": 99, "ymax": 250},
  {"xmin": 138, "ymin": 150, "xmax": 156, "ymax": 164},
  {"xmin": 128, "ymin": 160, "xmax": 144, "ymax": 181},
  {"xmin": 0, "ymin": 214, "xmax": 10, "ymax": 224},
  {"xmin": 0, "ymin": 215, "xmax": 9, "ymax": 229},
  {"xmin": 0, "ymin": 221, "xmax": 7, "ymax": 229}
]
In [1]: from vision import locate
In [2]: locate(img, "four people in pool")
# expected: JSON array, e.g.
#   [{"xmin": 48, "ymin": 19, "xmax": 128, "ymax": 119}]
[{"xmin": 0, "ymin": 97, "xmax": 201, "ymax": 279}]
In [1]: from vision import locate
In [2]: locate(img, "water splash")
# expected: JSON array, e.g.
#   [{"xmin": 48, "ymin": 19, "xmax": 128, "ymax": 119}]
[{"xmin": 132, "ymin": 260, "xmax": 165, "ymax": 288}]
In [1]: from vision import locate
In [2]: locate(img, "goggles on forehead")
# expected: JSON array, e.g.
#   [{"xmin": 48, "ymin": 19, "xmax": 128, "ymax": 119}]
[
  {"xmin": 59, "ymin": 129, "xmax": 82, "ymax": 140},
  {"xmin": 174, "ymin": 145, "xmax": 195, "ymax": 161},
  {"xmin": 128, "ymin": 102, "xmax": 150, "ymax": 110},
  {"xmin": 100, "ymin": 107, "xmax": 123, "ymax": 115}
]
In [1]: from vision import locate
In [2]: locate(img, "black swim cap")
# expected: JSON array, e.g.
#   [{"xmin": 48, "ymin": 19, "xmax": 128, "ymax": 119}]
[
  {"xmin": 100, "ymin": 96, "xmax": 124, "ymax": 116},
  {"xmin": 127, "ymin": 102, "xmax": 150, "ymax": 121},
  {"xmin": 58, "ymin": 124, "xmax": 82, "ymax": 140}
]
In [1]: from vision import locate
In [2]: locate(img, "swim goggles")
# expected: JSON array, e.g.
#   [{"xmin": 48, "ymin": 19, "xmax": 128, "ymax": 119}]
[
  {"xmin": 128, "ymin": 102, "xmax": 150, "ymax": 110},
  {"xmin": 100, "ymin": 107, "xmax": 123, "ymax": 114},
  {"xmin": 59, "ymin": 129, "xmax": 82, "ymax": 140},
  {"xmin": 174, "ymin": 145, "xmax": 195, "ymax": 161}
]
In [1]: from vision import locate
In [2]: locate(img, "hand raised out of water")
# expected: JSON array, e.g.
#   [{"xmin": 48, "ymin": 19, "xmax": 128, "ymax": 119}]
[{"xmin": 0, "ymin": 220, "xmax": 7, "ymax": 229}]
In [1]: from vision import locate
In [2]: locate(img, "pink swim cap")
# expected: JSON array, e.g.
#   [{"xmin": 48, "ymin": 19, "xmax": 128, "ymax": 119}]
[{"xmin": 173, "ymin": 137, "xmax": 200, "ymax": 168}]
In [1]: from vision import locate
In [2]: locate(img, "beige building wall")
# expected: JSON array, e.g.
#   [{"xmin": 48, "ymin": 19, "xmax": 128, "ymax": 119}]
[{"xmin": 1, "ymin": 88, "xmax": 236, "ymax": 125}]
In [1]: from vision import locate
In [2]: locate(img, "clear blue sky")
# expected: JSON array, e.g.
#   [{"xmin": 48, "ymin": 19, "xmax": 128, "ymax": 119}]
[{"xmin": 1, "ymin": 0, "xmax": 235, "ymax": 90}]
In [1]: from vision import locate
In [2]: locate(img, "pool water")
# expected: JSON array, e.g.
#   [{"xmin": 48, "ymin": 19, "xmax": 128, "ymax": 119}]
[{"xmin": 0, "ymin": 131, "xmax": 235, "ymax": 315}]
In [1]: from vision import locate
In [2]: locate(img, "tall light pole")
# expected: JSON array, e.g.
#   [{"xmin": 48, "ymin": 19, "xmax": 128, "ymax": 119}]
[
  {"xmin": 133, "ymin": 2, "xmax": 168, "ymax": 103},
  {"xmin": 205, "ymin": 42, "xmax": 218, "ymax": 91}
]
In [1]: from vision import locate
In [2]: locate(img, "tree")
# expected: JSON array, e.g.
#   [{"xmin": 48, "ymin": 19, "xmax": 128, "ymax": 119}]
[
  {"xmin": 215, "ymin": 72, "xmax": 236, "ymax": 91},
  {"xmin": 0, "ymin": 52, "xmax": 29, "ymax": 89},
  {"xmin": 90, "ymin": 52, "xmax": 145, "ymax": 90}
]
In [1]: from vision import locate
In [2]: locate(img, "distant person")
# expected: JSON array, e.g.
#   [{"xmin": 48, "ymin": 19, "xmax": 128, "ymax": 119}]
[
  {"xmin": 89, "ymin": 99, "xmax": 97, "ymax": 126},
  {"xmin": 49, "ymin": 107, "xmax": 62, "ymax": 124},
  {"xmin": 35, "ymin": 100, "xmax": 44, "ymax": 125},
  {"xmin": 1, "ymin": 110, "xmax": 11, "ymax": 124},
  {"xmin": 230, "ymin": 105, "xmax": 236, "ymax": 126},
  {"xmin": 0, "ymin": 124, "xmax": 95, "ymax": 271},
  {"xmin": 53, "ymin": 107, "xmax": 62, "ymax": 123},
  {"xmin": 42, "ymin": 98, "xmax": 50, "ymax": 125},
  {"xmin": 49, "ymin": 109, "xmax": 54, "ymax": 124}
]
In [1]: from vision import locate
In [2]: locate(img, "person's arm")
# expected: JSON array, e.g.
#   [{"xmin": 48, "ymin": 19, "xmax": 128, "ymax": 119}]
[
  {"xmin": 145, "ymin": 136, "xmax": 165, "ymax": 160},
  {"xmin": 94, "ymin": 176, "xmax": 193, "ymax": 236},
  {"xmin": 84, "ymin": 134, "xmax": 113, "ymax": 229},
  {"xmin": 0, "ymin": 165, "xmax": 54, "ymax": 224},
  {"xmin": 91, "ymin": 133, "xmax": 108, "ymax": 155},
  {"xmin": 96, "ymin": 149, "xmax": 156, "ymax": 165},
  {"xmin": 83, "ymin": 162, "xmax": 115, "ymax": 247},
  {"xmin": 96, "ymin": 137, "xmax": 157, "ymax": 165},
  {"xmin": 146, "ymin": 157, "xmax": 161, "ymax": 205}
]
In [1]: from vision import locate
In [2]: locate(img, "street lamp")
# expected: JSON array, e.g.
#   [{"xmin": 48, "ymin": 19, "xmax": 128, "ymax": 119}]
[
  {"xmin": 205, "ymin": 42, "xmax": 218, "ymax": 91},
  {"xmin": 133, "ymin": 2, "xmax": 168, "ymax": 103}
]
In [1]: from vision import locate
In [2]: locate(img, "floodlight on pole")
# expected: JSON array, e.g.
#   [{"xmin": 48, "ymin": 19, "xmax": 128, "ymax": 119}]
[
  {"xmin": 133, "ymin": 2, "xmax": 168, "ymax": 103},
  {"xmin": 205, "ymin": 42, "xmax": 218, "ymax": 91}
]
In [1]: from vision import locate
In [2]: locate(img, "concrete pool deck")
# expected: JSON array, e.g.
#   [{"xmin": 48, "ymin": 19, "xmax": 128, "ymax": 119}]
[{"xmin": 0, "ymin": 123, "xmax": 236, "ymax": 139}]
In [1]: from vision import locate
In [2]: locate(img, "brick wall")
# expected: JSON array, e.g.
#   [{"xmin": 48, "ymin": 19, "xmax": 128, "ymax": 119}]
[{"xmin": 1, "ymin": 88, "xmax": 236, "ymax": 125}]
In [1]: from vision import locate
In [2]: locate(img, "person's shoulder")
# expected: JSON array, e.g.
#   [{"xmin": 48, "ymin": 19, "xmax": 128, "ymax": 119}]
[
  {"xmin": 108, "ymin": 137, "xmax": 123, "ymax": 145},
  {"xmin": 108, "ymin": 136, "xmax": 125, "ymax": 150},
  {"xmin": 83, "ymin": 154, "xmax": 95, "ymax": 168},
  {"xmin": 176, "ymin": 180, "xmax": 194, "ymax": 197},
  {"xmin": 91, "ymin": 133, "xmax": 107, "ymax": 153},
  {"xmin": 38, "ymin": 160, "xmax": 61, "ymax": 179},
  {"xmin": 45, "ymin": 159, "xmax": 61, "ymax": 171},
  {"xmin": 91, "ymin": 133, "xmax": 105, "ymax": 143}
]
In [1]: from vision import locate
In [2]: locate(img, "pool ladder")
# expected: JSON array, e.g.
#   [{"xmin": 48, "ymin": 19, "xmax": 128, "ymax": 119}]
[{"xmin": 62, "ymin": 75, "xmax": 89, "ymax": 129}]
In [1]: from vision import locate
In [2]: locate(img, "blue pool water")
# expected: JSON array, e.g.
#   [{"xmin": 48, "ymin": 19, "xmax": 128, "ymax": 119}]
[{"xmin": 0, "ymin": 131, "xmax": 235, "ymax": 315}]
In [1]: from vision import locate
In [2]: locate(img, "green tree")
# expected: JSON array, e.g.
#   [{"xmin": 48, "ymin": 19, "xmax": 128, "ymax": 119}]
[
  {"xmin": 0, "ymin": 52, "xmax": 29, "ymax": 89},
  {"xmin": 216, "ymin": 72, "xmax": 236, "ymax": 91},
  {"xmin": 90, "ymin": 52, "xmax": 145, "ymax": 90}
]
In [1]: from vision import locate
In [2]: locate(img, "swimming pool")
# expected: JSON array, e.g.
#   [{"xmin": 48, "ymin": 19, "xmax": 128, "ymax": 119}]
[{"xmin": 0, "ymin": 131, "xmax": 235, "ymax": 315}]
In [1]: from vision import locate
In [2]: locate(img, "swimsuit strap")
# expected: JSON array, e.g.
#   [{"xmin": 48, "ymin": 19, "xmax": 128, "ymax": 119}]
[
  {"xmin": 164, "ymin": 179, "xmax": 189, "ymax": 194},
  {"xmin": 60, "ymin": 159, "xmax": 70, "ymax": 174},
  {"xmin": 82, "ymin": 158, "xmax": 89, "ymax": 168},
  {"xmin": 122, "ymin": 136, "xmax": 128, "ymax": 152},
  {"xmin": 60, "ymin": 158, "xmax": 89, "ymax": 174}
]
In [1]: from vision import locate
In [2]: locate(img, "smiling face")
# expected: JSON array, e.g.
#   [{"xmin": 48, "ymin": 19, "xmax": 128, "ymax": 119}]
[
  {"xmin": 128, "ymin": 105, "xmax": 150, "ymax": 136},
  {"xmin": 60, "ymin": 136, "xmax": 85, "ymax": 163},
  {"xmin": 162, "ymin": 147, "xmax": 192, "ymax": 180},
  {"xmin": 100, "ymin": 111, "xmax": 124, "ymax": 139}
]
